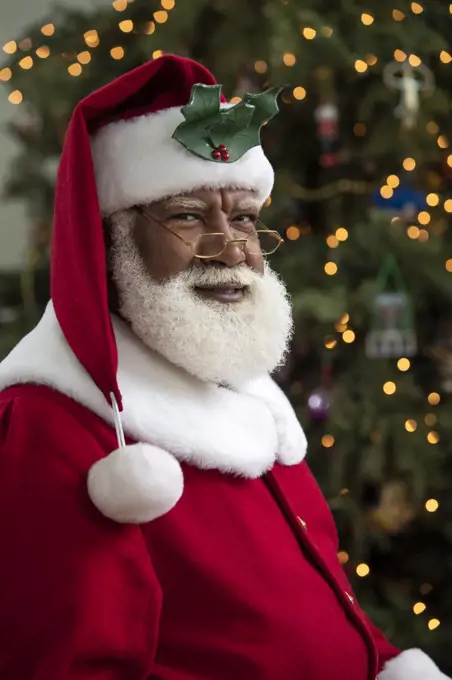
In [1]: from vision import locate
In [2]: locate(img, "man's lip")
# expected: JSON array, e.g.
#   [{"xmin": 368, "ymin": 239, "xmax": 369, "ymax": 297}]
[
  {"xmin": 195, "ymin": 284, "xmax": 246, "ymax": 290},
  {"xmin": 194, "ymin": 285, "xmax": 247, "ymax": 303}
]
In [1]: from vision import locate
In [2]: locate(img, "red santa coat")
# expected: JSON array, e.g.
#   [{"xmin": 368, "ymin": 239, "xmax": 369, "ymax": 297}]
[{"xmin": 0, "ymin": 303, "xmax": 447, "ymax": 680}]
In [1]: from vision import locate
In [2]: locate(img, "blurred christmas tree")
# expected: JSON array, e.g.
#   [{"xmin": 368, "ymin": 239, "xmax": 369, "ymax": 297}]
[{"xmin": 2, "ymin": 0, "xmax": 452, "ymax": 669}]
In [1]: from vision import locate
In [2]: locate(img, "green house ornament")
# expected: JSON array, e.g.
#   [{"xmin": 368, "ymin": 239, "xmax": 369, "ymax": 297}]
[
  {"xmin": 365, "ymin": 254, "xmax": 417, "ymax": 359},
  {"xmin": 172, "ymin": 83, "xmax": 283, "ymax": 163}
]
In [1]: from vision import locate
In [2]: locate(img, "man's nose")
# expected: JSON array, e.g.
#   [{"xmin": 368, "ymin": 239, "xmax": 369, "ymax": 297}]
[{"xmin": 203, "ymin": 217, "xmax": 246, "ymax": 267}]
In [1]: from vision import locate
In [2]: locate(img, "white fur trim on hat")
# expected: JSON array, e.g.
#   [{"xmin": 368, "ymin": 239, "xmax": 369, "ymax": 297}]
[
  {"xmin": 379, "ymin": 649, "xmax": 450, "ymax": 680},
  {"xmin": 87, "ymin": 442, "xmax": 184, "ymax": 523},
  {"xmin": 90, "ymin": 106, "xmax": 274, "ymax": 216}
]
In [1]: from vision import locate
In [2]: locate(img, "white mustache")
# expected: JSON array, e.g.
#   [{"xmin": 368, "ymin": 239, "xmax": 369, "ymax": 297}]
[{"xmin": 182, "ymin": 265, "xmax": 260, "ymax": 288}]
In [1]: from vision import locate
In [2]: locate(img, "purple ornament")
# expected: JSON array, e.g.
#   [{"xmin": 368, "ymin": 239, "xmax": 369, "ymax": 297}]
[{"xmin": 307, "ymin": 387, "xmax": 331, "ymax": 421}]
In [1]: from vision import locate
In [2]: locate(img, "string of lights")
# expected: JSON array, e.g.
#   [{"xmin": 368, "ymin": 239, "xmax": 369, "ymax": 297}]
[
  {"xmin": 300, "ymin": 11, "xmax": 450, "ymax": 603},
  {"xmin": 1, "ymin": 2, "xmax": 452, "ymax": 104},
  {"xmin": 285, "ymin": 152, "xmax": 452, "ymax": 255},
  {"xmin": 320, "ymin": 318, "xmax": 444, "ymax": 631},
  {"xmin": 0, "ymin": 0, "xmax": 176, "ymax": 104}
]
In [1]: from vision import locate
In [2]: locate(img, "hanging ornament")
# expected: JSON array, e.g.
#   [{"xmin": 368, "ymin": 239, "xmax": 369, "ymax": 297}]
[
  {"xmin": 315, "ymin": 102, "xmax": 340, "ymax": 167},
  {"xmin": 366, "ymin": 254, "xmax": 417, "ymax": 358},
  {"xmin": 307, "ymin": 386, "xmax": 331, "ymax": 421},
  {"xmin": 314, "ymin": 68, "xmax": 340, "ymax": 167},
  {"xmin": 371, "ymin": 183, "xmax": 427, "ymax": 218},
  {"xmin": 369, "ymin": 480, "xmax": 414, "ymax": 535},
  {"xmin": 383, "ymin": 59, "xmax": 434, "ymax": 130},
  {"xmin": 307, "ymin": 355, "xmax": 333, "ymax": 421}
]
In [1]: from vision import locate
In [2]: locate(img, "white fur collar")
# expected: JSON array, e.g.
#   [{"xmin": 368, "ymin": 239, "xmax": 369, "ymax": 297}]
[{"xmin": 0, "ymin": 302, "xmax": 307, "ymax": 478}]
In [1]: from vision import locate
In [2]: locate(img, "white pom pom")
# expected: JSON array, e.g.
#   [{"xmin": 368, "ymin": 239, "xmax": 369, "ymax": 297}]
[
  {"xmin": 87, "ymin": 443, "xmax": 184, "ymax": 523},
  {"xmin": 379, "ymin": 649, "xmax": 450, "ymax": 680}
]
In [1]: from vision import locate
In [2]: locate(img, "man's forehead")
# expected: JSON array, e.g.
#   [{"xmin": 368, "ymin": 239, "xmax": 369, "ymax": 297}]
[{"xmin": 158, "ymin": 190, "xmax": 261, "ymax": 211}]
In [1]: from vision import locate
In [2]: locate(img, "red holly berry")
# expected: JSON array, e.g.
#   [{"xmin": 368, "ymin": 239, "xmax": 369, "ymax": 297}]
[
  {"xmin": 212, "ymin": 149, "xmax": 222, "ymax": 160},
  {"xmin": 221, "ymin": 151, "xmax": 230, "ymax": 161},
  {"xmin": 218, "ymin": 144, "xmax": 227, "ymax": 151}
]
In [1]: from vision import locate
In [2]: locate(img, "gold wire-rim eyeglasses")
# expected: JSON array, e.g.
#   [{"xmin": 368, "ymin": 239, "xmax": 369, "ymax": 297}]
[{"xmin": 136, "ymin": 206, "xmax": 284, "ymax": 259}]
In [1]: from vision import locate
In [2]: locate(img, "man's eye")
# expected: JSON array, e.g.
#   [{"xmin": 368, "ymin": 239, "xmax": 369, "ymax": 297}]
[
  {"xmin": 171, "ymin": 213, "xmax": 200, "ymax": 222},
  {"xmin": 233, "ymin": 214, "xmax": 258, "ymax": 224}
]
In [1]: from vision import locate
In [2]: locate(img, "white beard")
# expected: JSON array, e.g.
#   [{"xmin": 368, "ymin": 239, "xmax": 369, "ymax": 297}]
[{"xmin": 109, "ymin": 211, "xmax": 293, "ymax": 388}]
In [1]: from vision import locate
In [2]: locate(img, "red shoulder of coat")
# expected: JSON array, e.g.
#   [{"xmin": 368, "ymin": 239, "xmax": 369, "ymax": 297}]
[{"xmin": 0, "ymin": 383, "xmax": 117, "ymax": 469}]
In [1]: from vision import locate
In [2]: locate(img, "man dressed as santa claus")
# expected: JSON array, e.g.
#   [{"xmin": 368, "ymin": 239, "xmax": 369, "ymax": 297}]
[{"xmin": 0, "ymin": 55, "xmax": 447, "ymax": 680}]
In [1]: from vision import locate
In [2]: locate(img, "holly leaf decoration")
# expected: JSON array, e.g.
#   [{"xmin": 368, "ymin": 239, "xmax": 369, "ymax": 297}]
[
  {"xmin": 208, "ymin": 87, "xmax": 283, "ymax": 161},
  {"xmin": 172, "ymin": 83, "xmax": 283, "ymax": 163},
  {"xmin": 242, "ymin": 86, "xmax": 284, "ymax": 131},
  {"xmin": 207, "ymin": 103, "xmax": 254, "ymax": 160},
  {"xmin": 180, "ymin": 83, "xmax": 222, "ymax": 123},
  {"xmin": 173, "ymin": 84, "xmax": 223, "ymax": 159}
]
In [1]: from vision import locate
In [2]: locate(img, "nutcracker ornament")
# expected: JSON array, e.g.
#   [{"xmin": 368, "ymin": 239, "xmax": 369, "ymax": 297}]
[
  {"xmin": 383, "ymin": 59, "xmax": 435, "ymax": 130},
  {"xmin": 314, "ymin": 69, "xmax": 340, "ymax": 167},
  {"xmin": 315, "ymin": 102, "xmax": 340, "ymax": 167}
]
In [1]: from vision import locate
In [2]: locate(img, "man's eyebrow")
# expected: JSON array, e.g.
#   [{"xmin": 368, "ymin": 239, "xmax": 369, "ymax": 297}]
[
  {"xmin": 233, "ymin": 200, "xmax": 261, "ymax": 213},
  {"xmin": 158, "ymin": 197, "xmax": 261, "ymax": 213},
  {"xmin": 160, "ymin": 197, "xmax": 209, "ymax": 211}
]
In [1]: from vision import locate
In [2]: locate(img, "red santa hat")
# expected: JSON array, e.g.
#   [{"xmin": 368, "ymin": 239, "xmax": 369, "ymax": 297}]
[
  {"xmin": 51, "ymin": 55, "xmax": 279, "ymax": 523},
  {"xmin": 91, "ymin": 69, "xmax": 274, "ymax": 216}
]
